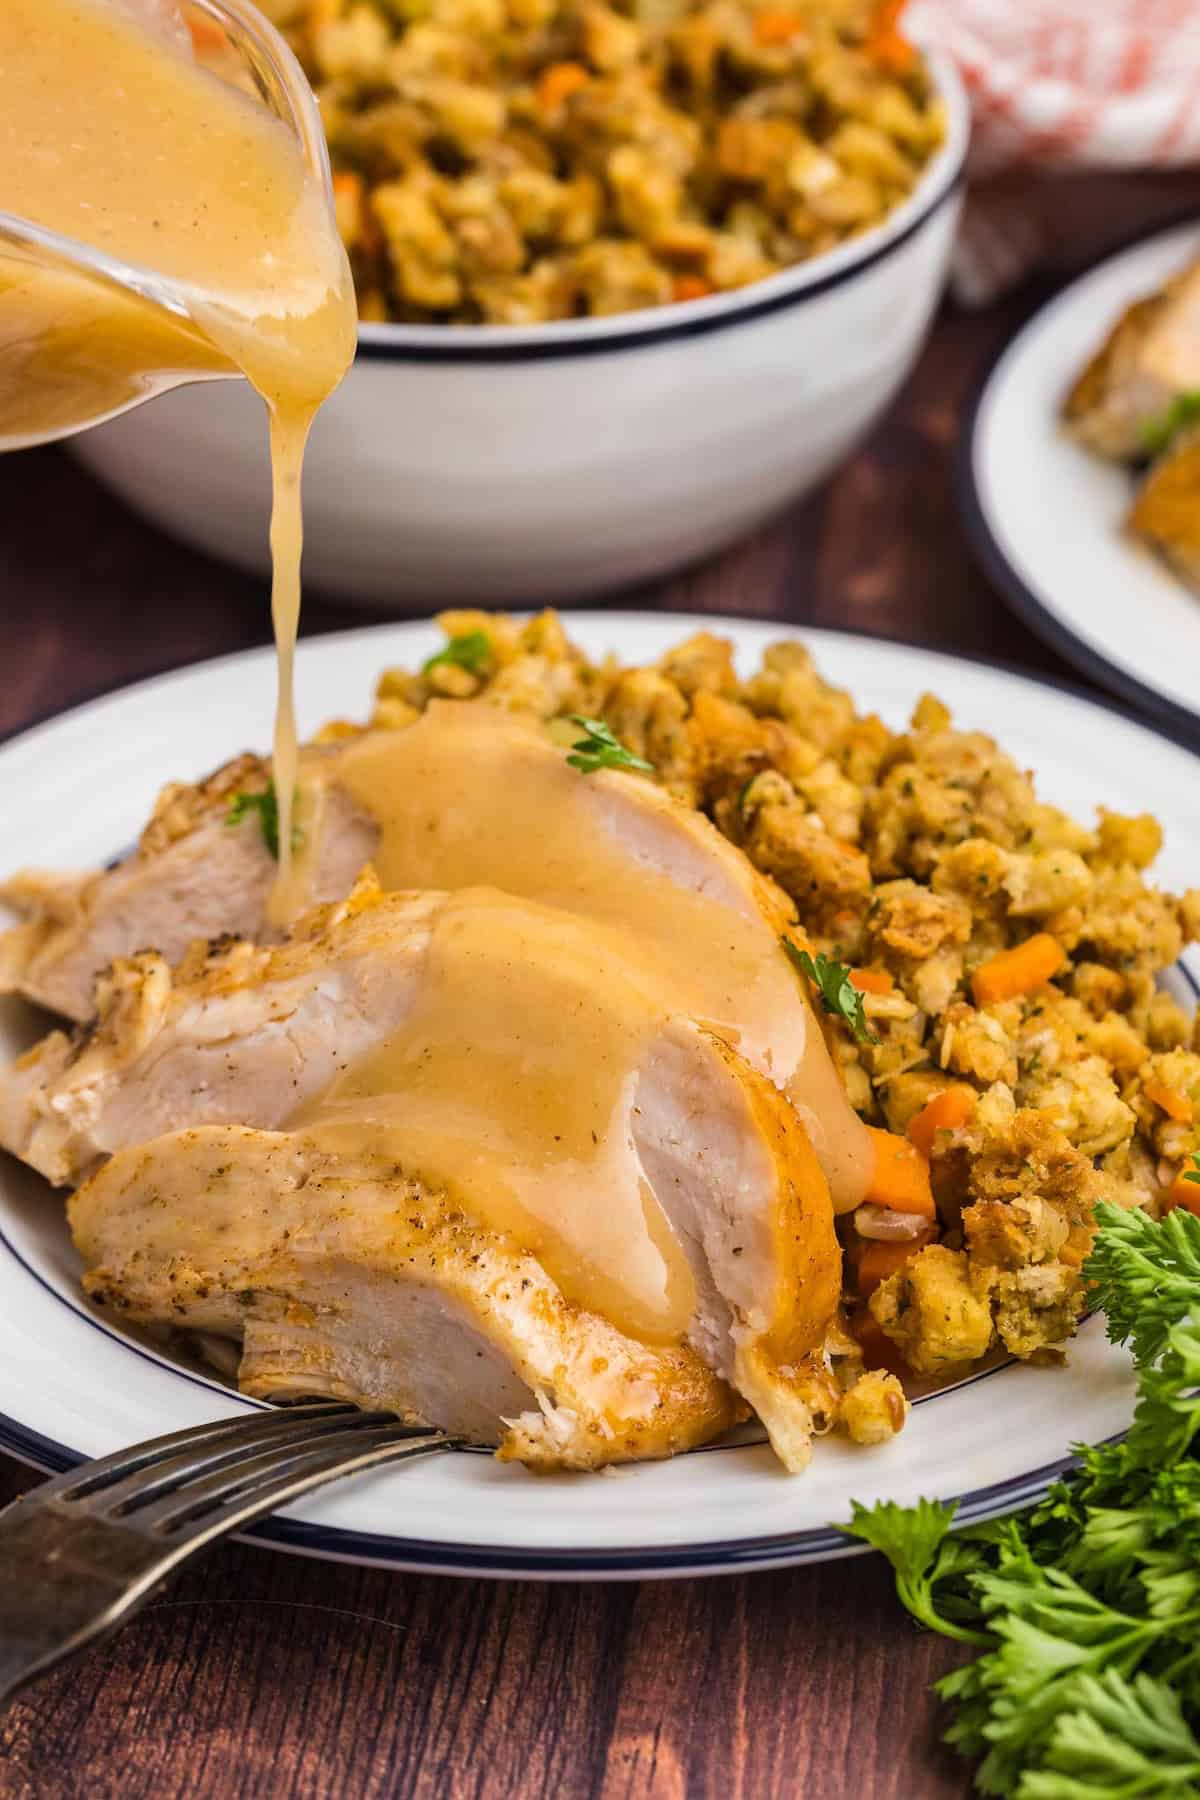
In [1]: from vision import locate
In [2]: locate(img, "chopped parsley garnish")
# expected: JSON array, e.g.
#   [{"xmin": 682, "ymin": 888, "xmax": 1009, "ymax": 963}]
[
  {"xmin": 736, "ymin": 774, "xmax": 760, "ymax": 820},
  {"xmin": 839, "ymin": 1200, "xmax": 1200, "ymax": 1796},
  {"xmin": 782, "ymin": 940, "xmax": 878, "ymax": 1044},
  {"xmin": 564, "ymin": 716, "xmax": 654, "ymax": 776},
  {"xmin": 226, "ymin": 780, "xmax": 300, "ymax": 860},
  {"xmin": 1140, "ymin": 390, "xmax": 1200, "ymax": 458},
  {"xmin": 421, "ymin": 630, "xmax": 493, "ymax": 678}
]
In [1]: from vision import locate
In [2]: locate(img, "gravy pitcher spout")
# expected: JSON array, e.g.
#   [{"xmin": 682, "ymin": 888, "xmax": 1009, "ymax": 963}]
[{"xmin": 0, "ymin": 0, "xmax": 349, "ymax": 453}]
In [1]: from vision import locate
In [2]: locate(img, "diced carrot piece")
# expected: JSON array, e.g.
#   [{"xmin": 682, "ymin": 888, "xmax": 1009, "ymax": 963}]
[
  {"xmin": 536, "ymin": 61, "xmax": 590, "ymax": 112},
  {"xmin": 906, "ymin": 1085, "xmax": 975, "ymax": 1160},
  {"xmin": 1164, "ymin": 1171, "xmax": 1200, "ymax": 1218},
  {"xmin": 850, "ymin": 967, "xmax": 893, "ymax": 996},
  {"xmin": 867, "ymin": 0, "xmax": 915, "ymax": 72},
  {"xmin": 856, "ymin": 1227, "xmax": 937, "ymax": 1298},
  {"xmin": 971, "ymin": 934, "xmax": 1066, "ymax": 1008},
  {"xmin": 1144, "ymin": 1077, "xmax": 1194, "ymax": 1123},
  {"xmin": 672, "ymin": 274, "xmax": 713, "ymax": 304},
  {"xmin": 864, "ymin": 1127, "xmax": 936, "ymax": 1218},
  {"xmin": 332, "ymin": 172, "xmax": 384, "ymax": 260},
  {"xmin": 849, "ymin": 1310, "xmax": 910, "ymax": 1378},
  {"xmin": 753, "ymin": 7, "xmax": 803, "ymax": 44},
  {"xmin": 331, "ymin": 170, "xmax": 365, "ymax": 249}
]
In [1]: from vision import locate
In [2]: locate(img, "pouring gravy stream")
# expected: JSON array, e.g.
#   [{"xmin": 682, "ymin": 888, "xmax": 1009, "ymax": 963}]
[{"xmin": 0, "ymin": 0, "xmax": 357, "ymax": 901}]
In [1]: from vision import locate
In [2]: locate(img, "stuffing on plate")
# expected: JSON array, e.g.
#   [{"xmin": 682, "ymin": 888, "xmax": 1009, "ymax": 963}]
[
  {"xmin": 374, "ymin": 612, "xmax": 1200, "ymax": 1383},
  {"xmin": 261, "ymin": 0, "xmax": 945, "ymax": 323}
]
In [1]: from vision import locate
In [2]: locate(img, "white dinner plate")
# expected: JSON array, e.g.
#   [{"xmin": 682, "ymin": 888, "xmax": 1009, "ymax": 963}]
[
  {"xmin": 961, "ymin": 218, "xmax": 1200, "ymax": 744},
  {"xmin": 0, "ymin": 614, "xmax": 1191, "ymax": 1580}
]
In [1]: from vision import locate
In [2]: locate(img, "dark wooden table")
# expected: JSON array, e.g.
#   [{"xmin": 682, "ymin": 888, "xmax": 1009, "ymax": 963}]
[{"xmin": 0, "ymin": 171, "xmax": 1195, "ymax": 1800}]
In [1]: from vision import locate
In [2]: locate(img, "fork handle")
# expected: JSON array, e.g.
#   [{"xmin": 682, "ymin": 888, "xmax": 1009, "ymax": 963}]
[
  {"xmin": 0, "ymin": 1502, "xmax": 163, "ymax": 1705},
  {"xmin": 0, "ymin": 1432, "xmax": 456, "ymax": 1708}
]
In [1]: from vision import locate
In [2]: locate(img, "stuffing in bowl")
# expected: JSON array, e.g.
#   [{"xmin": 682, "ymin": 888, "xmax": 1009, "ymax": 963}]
[{"xmin": 274, "ymin": 0, "xmax": 946, "ymax": 325}]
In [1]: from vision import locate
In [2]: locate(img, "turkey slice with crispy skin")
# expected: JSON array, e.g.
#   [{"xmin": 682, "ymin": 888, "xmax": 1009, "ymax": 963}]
[
  {"xmin": 0, "ymin": 878, "xmax": 434, "ymax": 1188},
  {"xmin": 4, "ymin": 877, "xmax": 842, "ymax": 1469},
  {"xmin": 71, "ymin": 1126, "xmax": 741, "ymax": 1472},
  {"xmin": 0, "ymin": 750, "xmax": 378, "ymax": 1023}
]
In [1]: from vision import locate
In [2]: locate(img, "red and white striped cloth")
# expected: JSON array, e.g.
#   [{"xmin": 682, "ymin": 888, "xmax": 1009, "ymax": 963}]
[{"xmin": 908, "ymin": 0, "xmax": 1200, "ymax": 301}]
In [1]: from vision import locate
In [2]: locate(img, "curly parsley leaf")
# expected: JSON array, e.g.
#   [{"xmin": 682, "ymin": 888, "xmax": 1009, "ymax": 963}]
[
  {"xmin": 564, "ymin": 716, "xmax": 654, "ymax": 776},
  {"xmin": 1084, "ymin": 1199, "xmax": 1200, "ymax": 1370},
  {"xmin": 782, "ymin": 941, "xmax": 879, "ymax": 1044},
  {"xmin": 842, "ymin": 1203, "xmax": 1200, "ymax": 1795},
  {"xmin": 936, "ymin": 1546, "xmax": 1200, "ymax": 1792},
  {"xmin": 1020, "ymin": 1669, "xmax": 1200, "ymax": 1798},
  {"xmin": 1140, "ymin": 391, "xmax": 1200, "ymax": 459},
  {"xmin": 1123, "ymin": 1322, "xmax": 1200, "ymax": 1473},
  {"xmin": 839, "ymin": 1500, "xmax": 991, "ymax": 1644},
  {"xmin": 421, "ymin": 629, "xmax": 493, "ymax": 678}
]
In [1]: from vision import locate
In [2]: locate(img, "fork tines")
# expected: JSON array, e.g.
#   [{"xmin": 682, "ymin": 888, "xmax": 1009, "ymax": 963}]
[{"xmin": 45, "ymin": 1403, "xmax": 452, "ymax": 1538}]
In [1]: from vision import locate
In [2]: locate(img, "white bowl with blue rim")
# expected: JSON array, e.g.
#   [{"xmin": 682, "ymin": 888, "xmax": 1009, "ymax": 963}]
[{"xmin": 69, "ymin": 50, "xmax": 968, "ymax": 608}]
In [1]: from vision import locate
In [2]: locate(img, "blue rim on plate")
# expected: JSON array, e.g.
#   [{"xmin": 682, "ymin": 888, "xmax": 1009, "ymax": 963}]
[
  {"xmin": 0, "ymin": 1406, "xmax": 1086, "ymax": 1575},
  {"xmin": 0, "ymin": 1207, "xmax": 1055, "ymax": 1575},
  {"xmin": 956, "ymin": 211, "xmax": 1200, "ymax": 754},
  {"xmin": 0, "ymin": 620, "xmax": 1191, "ymax": 1576}
]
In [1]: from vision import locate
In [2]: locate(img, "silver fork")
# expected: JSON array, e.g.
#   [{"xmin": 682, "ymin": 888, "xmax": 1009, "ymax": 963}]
[{"xmin": 0, "ymin": 1402, "xmax": 461, "ymax": 1706}]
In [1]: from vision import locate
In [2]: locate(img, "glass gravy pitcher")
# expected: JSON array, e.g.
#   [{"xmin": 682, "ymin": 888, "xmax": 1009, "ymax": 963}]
[{"xmin": 0, "ymin": 0, "xmax": 342, "ymax": 452}]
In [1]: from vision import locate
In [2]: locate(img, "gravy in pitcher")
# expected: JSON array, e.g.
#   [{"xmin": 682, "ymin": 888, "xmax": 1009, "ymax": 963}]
[{"xmin": 1, "ymin": 0, "xmax": 358, "ymax": 896}]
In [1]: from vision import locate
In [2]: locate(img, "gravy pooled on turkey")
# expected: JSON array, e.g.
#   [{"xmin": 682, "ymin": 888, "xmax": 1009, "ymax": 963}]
[{"xmin": 1, "ymin": 704, "xmax": 874, "ymax": 1214}]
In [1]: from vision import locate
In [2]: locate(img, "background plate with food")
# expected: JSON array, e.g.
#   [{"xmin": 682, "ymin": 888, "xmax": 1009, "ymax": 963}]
[{"xmin": 961, "ymin": 218, "xmax": 1200, "ymax": 746}]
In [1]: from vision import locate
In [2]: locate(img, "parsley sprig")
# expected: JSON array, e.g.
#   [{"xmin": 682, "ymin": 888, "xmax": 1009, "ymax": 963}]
[
  {"xmin": 782, "ymin": 941, "xmax": 878, "ymax": 1044},
  {"xmin": 226, "ymin": 779, "xmax": 300, "ymax": 861},
  {"xmin": 1084, "ymin": 1193, "xmax": 1200, "ymax": 1369},
  {"xmin": 421, "ymin": 630, "xmax": 493, "ymax": 678},
  {"xmin": 564, "ymin": 716, "xmax": 654, "ymax": 776},
  {"xmin": 840, "ymin": 1200, "xmax": 1200, "ymax": 1797},
  {"xmin": 1141, "ymin": 391, "xmax": 1200, "ymax": 458}
]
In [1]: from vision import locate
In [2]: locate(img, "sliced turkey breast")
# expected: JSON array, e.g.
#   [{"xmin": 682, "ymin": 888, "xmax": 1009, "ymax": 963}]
[
  {"xmin": 71, "ymin": 1127, "xmax": 740, "ymax": 1471},
  {"xmin": 0, "ymin": 700, "xmax": 873, "ymax": 1211},
  {"xmin": 0, "ymin": 750, "xmax": 378, "ymax": 1023},
  {"xmin": 320, "ymin": 702, "xmax": 872, "ymax": 1211},
  {"xmin": 4, "ymin": 876, "xmax": 842, "ymax": 1469},
  {"xmin": 0, "ymin": 879, "xmax": 435, "ymax": 1188}
]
